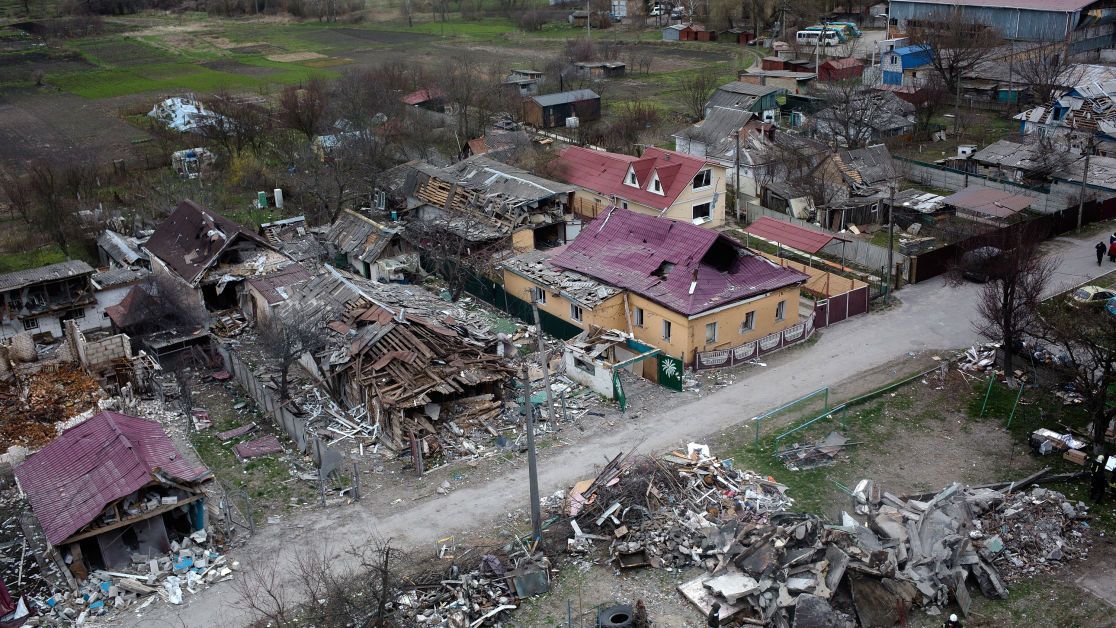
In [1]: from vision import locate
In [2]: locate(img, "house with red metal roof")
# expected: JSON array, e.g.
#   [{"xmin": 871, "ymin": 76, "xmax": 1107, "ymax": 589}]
[
  {"xmin": 501, "ymin": 208, "xmax": 808, "ymax": 365},
  {"xmin": 556, "ymin": 146, "xmax": 728, "ymax": 228},
  {"xmin": 15, "ymin": 411, "xmax": 210, "ymax": 578}
]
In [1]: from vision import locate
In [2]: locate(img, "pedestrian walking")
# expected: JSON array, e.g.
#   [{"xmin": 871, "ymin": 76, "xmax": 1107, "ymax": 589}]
[
  {"xmin": 1098, "ymin": 242, "xmax": 1108, "ymax": 266},
  {"xmin": 1109, "ymin": 240, "xmax": 1116, "ymax": 263},
  {"xmin": 1110, "ymin": 231, "xmax": 1116, "ymax": 245},
  {"xmin": 1091, "ymin": 455, "xmax": 1108, "ymax": 503}
]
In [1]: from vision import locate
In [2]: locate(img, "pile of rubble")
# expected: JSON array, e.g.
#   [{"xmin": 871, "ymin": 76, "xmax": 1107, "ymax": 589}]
[
  {"xmin": 957, "ymin": 343, "xmax": 997, "ymax": 374},
  {"xmin": 35, "ymin": 531, "xmax": 234, "ymax": 625},
  {"xmin": 393, "ymin": 551, "xmax": 548, "ymax": 626},
  {"xmin": 0, "ymin": 367, "xmax": 103, "ymax": 449},
  {"xmin": 563, "ymin": 447, "xmax": 1093, "ymax": 625},
  {"xmin": 775, "ymin": 431, "xmax": 850, "ymax": 471}
]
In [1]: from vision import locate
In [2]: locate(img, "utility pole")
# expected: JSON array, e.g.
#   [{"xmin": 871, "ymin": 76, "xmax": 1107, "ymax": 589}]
[
  {"xmin": 521, "ymin": 361, "xmax": 543, "ymax": 546},
  {"xmin": 1078, "ymin": 134, "xmax": 1094, "ymax": 231},
  {"xmin": 734, "ymin": 130, "xmax": 741, "ymax": 222},
  {"xmin": 530, "ymin": 294, "xmax": 557, "ymax": 423},
  {"xmin": 586, "ymin": 0, "xmax": 591, "ymax": 39},
  {"xmin": 886, "ymin": 184, "xmax": 896, "ymax": 302}
]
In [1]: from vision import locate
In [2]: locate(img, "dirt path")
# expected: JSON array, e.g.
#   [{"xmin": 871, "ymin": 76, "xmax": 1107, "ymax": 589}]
[{"xmin": 132, "ymin": 228, "xmax": 1116, "ymax": 627}]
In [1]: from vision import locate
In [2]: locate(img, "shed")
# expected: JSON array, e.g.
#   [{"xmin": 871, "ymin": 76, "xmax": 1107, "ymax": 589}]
[
  {"xmin": 662, "ymin": 23, "xmax": 686, "ymax": 41},
  {"xmin": 818, "ymin": 57, "xmax": 865, "ymax": 81},
  {"xmin": 941, "ymin": 188, "xmax": 1033, "ymax": 224},
  {"xmin": 742, "ymin": 216, "xmax": 842, "ymax": 254},
  {"xmin": 574, "ymin": 61, "xmax": 627, "ymax": 79},
  {"xmin": 523, "ymin": 89, "xmax": 601, "ymax": 128},
  {"xmin": 722, "ymin": 28, "xmax": 755, "ymax": 45},
  {"xmin": 400, "ymin": 88, "xmax": 446, "ymax": 113}
]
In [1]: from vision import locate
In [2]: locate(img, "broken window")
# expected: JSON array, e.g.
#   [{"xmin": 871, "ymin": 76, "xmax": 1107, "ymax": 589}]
[
  {"xmin": 705, "ymin": 322, "xmax": 717, "ymax": 343},
  {"xmin": 570, "ymin": 303, "xmax": 583, "ymax": 322},
  {"xmin": 532, "ymin": 287, "xmax": 547, "ymax": 304},
  {"xmin": 573, "ymin": 356, "xmax": 595, "ymax": 374},
  {"xmin": 662, "ymin": 319, "xmax": 672, "ymax": 341},
  {"xmin": 693, "ymin": 203, "xmax": 712, "ymax": 223},
  {"xmin": 692, "ymin": 169, "xmax": 712, "ymax": 189},
  {"xmin": 741, "ymin": 311, "xmax": 755, "ymax": 332},
  {"xmin": 775, "ymin": 300, "xmax": 786, "ymax": 321},
  {"xmin": 23, "ymin": 318, "xmax": 38, "ymax": 331},
  {"xmin": 633, "ymin": 306, "xmax": 644, "ymax": 327}
]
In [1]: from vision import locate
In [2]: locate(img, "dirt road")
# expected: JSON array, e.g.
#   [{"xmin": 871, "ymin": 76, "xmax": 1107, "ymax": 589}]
[{"xmin": 134, "ymin": 229, "xmax": 1114, "ymax": 627}]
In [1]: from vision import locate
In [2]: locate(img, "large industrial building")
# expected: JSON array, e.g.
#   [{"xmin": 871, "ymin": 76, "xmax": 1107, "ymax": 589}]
[{"xmin": 889, "ymin": 0, "xmax": 1116, "ymax": 55}]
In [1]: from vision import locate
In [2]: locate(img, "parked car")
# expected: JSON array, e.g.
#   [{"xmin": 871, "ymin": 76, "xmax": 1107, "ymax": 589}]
[
  {"xmin": 1106, "ymin": 296, "xmax": 1116, "ymax": 318},
  {"xmin": 649, "ymin": 6, "xmax": 663, "ymax": 16},
  {"xmin": 959, "ymin": 246, "xmax": 1003, "ymax": 283},
  {"xmin": 670, "ymin": 7, "xmax": 684, "ymax": 18},
  {"xmin": 1068, "ymin": 285, "xmax": 1116, "ymax": 308}
]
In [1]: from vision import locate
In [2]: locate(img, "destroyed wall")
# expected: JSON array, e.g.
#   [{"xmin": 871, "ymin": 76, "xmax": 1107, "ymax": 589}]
[
  {"xmin": 214, "ymin": 342, "xmax": 341, "ymax": 470},
  {"xmin": 562, "ymin": 350, "xmax": 616, "ymax": 398},
  {"xmin": 64, "ymin": 320, "xmax": 132, "ymax": 370}
]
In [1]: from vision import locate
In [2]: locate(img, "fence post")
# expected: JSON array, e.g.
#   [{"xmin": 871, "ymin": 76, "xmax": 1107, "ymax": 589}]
[
  {"xmin": 979, "ymin": 375, "xmax": 995, "ymax": 417},
  {"xmin": 754, "ymin": 418, "xmax": 760, "ymax": 447},
  {"xmin": 1006, "ymin": 381, "xmax": 1025, "ymax": 429}
]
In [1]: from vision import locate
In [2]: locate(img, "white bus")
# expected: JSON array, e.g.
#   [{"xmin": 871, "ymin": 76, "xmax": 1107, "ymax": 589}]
[{"xmin": 795, "ymin": 30, "xmax": 841, "ymax": 46}]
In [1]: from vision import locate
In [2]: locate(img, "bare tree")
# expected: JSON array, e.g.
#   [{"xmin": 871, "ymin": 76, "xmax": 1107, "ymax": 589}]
[
  {"xmin": 199, "ymin": 90, "xmax": 273, "ymax": 158},
  {"xmin": 1016, "ymin": 40, "xmax": 1081, "ymax": 107},
  {"xmin": 285, "ymin": 131, "xmax": 388, "ymax": 225},
  {"xmin": 259, "ymin": 304, "xmax": 328, "ymax": 401},
  {"xmin": 4, "ymin": 159, "xmax": 97, "ymax": 258},
  {"xmin": 279, "ymin": 78, "xmax": 331, "ymax": 142},
  {"xmin": 812, "ymin": 80, "xmax": 901, "ymax": 149},
  {"xmin": 907, "ymin": 12, "xmax": 1002, "ymax": 133},
  {"xmin": 966, "ymin": 231, "xmax": 1055, "ymax": 377},
  {"xmin": 678, "ymin": 67, "xmax": 720, "ymax": 121}
]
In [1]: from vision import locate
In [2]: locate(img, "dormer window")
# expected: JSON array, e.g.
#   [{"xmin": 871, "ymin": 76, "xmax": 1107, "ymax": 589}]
[
  {"xmin": 648, "ymin": 172, "xmax": 664, "ymax": 195},
  {"xmin": 692, "ymin": 169, "xmax": 711, "ymax": 190},
  {"xmin": 624, "ymin": 166, "xmax": 639, "ymax": 187}
]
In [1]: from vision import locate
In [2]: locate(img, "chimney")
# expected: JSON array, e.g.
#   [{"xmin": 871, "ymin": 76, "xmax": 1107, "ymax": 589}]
[{"xmin": 688, "ymin": 269, "xmax": 698, "ymax": 295}]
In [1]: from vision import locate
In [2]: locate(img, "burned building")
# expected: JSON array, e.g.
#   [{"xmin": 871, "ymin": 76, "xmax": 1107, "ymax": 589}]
[
  {"xmin": 143, "ymin": 200, "xmax": 296, "ymax": 312},
  {"xmin": 15, "ymin": 411, "xmax": 211, "ymax": 581}
]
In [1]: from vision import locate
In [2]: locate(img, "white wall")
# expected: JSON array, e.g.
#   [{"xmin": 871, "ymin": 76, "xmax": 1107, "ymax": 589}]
[{"xmin": 563, "ymin": 350, "xmax": 615, "ymax": 398}]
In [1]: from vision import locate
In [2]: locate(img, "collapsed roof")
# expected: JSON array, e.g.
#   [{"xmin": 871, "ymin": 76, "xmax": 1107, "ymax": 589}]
[{"xmin": 144, "ymin": 200, "xmax": 279, "ymax": 287}]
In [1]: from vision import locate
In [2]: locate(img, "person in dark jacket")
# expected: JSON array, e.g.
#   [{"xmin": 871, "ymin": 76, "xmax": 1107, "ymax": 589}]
[
  {"xmin": 1110, "ymin": 241, "xmax": 1116, "ymax": 263},
  {"xmin": 1099, "ymin": 242, "xmax": 1108, "ymax": 266},
  {"xmin": 707, "ymin": 602, "xmax": 721, "ymax": 627}
]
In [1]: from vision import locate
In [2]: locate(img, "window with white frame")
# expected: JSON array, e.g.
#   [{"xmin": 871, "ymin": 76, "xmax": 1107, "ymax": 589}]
[
  {"xmin": 775, "ymin": 300, "xmax": 786, "ymax": 321},
  {"xmin": 570, "ymin": 303, "xmax": 584, "ymax": 322},
  {"xmin": 662, "ymin": 319, "xmax": 672, "ymax": 341},
  {"xmin": 692, "ymin": 169, "xmax": 712, "ymax": 189},
  {"xmin": 633, "ymin": 306, "xmax": 644, "ymax": 327},
  {"xmin": 741, "ymin": 311, "xmax": 755, "ymax": 332},
  {"xmin": 652, "ymin": 178, "xmax": 662, "ymax": 193},
  {"xmin": 531, "ymin": 287, "xmax": 547, "ymax": 304},
  {"xmin": 705, "ymin": 322, "xmax": 717, "ymax": 343},
  {"xmin": 625, "ymin": 168, "xmax": 638, "ymax": 186},
  {"xmin": 693, "ymin": 202, "xmax": 712, "ymax": 223},
  {"xmin": 22, "ymin": 318, "xmax": 38, "ymax": 331}
]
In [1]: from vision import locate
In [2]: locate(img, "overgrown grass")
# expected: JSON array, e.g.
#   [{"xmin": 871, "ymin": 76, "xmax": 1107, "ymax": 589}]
[
  {"xmin": 385, "ymin": 17, "xmax": 517, "ymax": 39},
  {"xmin": 50, "ymin": 59, "xmax": 336, "ymax": 98},
  {"xmin": 0, "ymin": 245, "xmax": 67, "ymax": 273}
]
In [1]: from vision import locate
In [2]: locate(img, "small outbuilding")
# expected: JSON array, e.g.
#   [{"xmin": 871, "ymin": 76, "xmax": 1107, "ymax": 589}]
[
  {"xmin": 523, "ymin": 89, "xmax": 601, "ymax": 128},
  {"xmin": 818, "ymin": 57, "xmax": 865, "ymax": 82}
]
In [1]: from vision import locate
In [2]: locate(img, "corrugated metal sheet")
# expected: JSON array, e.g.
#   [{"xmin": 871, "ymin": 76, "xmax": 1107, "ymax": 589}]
[
  {"xmin": 14, "ymin": 411, "xmax": 209, "ymax": 545},
  {"xmin": 742, "ymin": 216, "xmax": 836, "ymax": 254},
  {"xmin": 0, "ymin": 260, "xmax": 94, "ymax": 293},
  {"xmin": 532, "ymin": 89, "xmax": 600, "ymax": 107},
  {"xmin": 549, "ymin": 209, "xmax": 807, "ymax": 316},
  {"xmin": 890, "ymin": 0, "xmax": 1078, "ymax": 43},
  {"xmin": 942, "ymin": 187, "xmax": 1033, "ymax": 217}
]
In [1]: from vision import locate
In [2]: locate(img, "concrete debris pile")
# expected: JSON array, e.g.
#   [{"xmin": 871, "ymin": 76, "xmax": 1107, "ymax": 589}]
[
  {"xmin": 393, "ymin": 552, "xmax": 547, "ymax": 626},
  {"xmin": 566, "ymin": 449, "xmax": 1093, "ymax": 625},
  {"xmin": 776, "ymin": 431, "xmax": 850, "ymax": 471},
  {"xmin": 38, "ymin": 531, "xmax": 235, "ymax": 625},
  {"xmin": 0, "ymin": 367, "xmax": 103, "ymax": 450},
  {"xmin": 957, "ymin": 344, "xmax": 997, "ymax": 374}
]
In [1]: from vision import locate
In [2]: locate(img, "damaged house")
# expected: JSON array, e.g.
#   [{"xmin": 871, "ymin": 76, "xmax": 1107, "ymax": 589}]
[
  {"xmin": 501, "ymin": 208, "xmax": 808, "ymax": 366},
  {"xmin": 325, "ymin": 210, "xmax": 416, "ymax": 281},
  {"xmin": 258, "ymin": 216, "xmax": 326, "ymax": 265},
  {"xmin": 15, "ymin": 411, "xmax": 211, "ymax": 581},
  {"xmin": 281, "ymin": 267, "xmax": 514, "ymax": 452},
  {"xmin": 0, "ymin": 260, "xmax": 98, "ymax": 340},
  {"xmin": 401, "ymin": 155, "xmax": 577, "ymax": 252},
  {"xmin": 143, "ymin": 200, "xmax": 296, "ymax": 312}
]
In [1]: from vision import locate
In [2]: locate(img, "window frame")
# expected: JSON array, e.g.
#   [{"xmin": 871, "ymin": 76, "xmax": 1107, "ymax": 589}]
[
  {"xmin": 775, "ymin": 300, "xmax": 786, "ymax": 321},
  {"xmin": 662, "ymin": 319, "xmax": 672, "ymax": 341},
  {"xmin": 22, "ymin": 318, "xmax": 39, "ymax": 331},
  {"xmin": 741, "ymin": 310, "xmax": 755, "ymax": 332},
  {"xmin": 531, "ymin": 286, "xmax": 547, "ymax": 304},
  {"xmin": 705, "ymin": 321, "xmax": 717, "ymax": 343},
  {"xmin": 692, "ymin": 169, "xmax": 712, "ymax": 190},
  {"xmin": 570, "ymin": 303, "xmax": 584, "ymax": 322},
  {"xmin": 692, "ymin": 202, "xmax": 712, "ymax": 224},
  {"xmin": 633, "ymin": 306, "xmax": 644, "ymax": 327}
]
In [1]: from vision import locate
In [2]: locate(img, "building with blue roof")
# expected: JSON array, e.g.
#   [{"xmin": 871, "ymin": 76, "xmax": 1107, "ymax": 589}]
[{"xmin": 881, "ymin": 45, "xmax": 933, "ymax": 87}]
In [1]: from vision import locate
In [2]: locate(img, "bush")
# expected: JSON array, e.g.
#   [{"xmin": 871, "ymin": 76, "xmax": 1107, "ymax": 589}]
[{"xmin": 516, "ymin": 9, "xmax": 546, "ymax": 31}]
